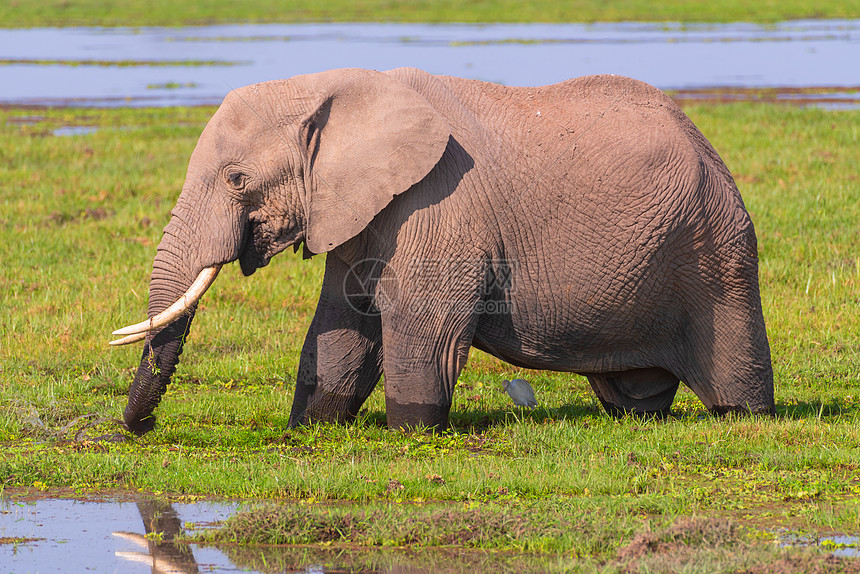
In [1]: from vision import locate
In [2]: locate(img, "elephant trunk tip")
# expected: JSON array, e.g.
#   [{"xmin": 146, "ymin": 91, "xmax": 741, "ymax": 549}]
[{"xmin": 123, "ymin": 412, "xmax": 157, "ymax": 436}]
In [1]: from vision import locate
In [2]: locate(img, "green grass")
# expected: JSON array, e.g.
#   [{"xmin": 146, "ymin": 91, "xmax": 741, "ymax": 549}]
[
  {"xmin": 1, "ymin": 103, "xmax": 859, "ymax": 570},
  {"xmin": 1, "ymin": 0, "xmax": 859, "ymax": 27}
]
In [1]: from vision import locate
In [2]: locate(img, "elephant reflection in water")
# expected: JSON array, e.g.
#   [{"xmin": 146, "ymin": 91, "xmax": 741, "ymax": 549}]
[
  {"xmin": 113, "ymin": 499, "xmax": 199, "ymax": 574},
  {"xmin": 113, "ymin": 499, "xmax": 546, "ymax": 573}
]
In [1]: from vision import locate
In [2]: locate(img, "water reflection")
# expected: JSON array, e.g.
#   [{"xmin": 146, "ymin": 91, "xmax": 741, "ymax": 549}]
[
  {"xmin": 781, "ymin": 533, "xmax": 860, "ymax": 558},
  {"xmin": 823, "ymin": 535, "xmax": 860, "ymax": 558},
  {"xmin": 52, "ymin": 126, "xmax": 99, "ymax": 136},
  {"xmin": 0, "ymin": 495, "xmax": 238, "ymax": 573},
  {"xmin": 114, "ymin": 499, "xmax": 199, "ymax": 573}
]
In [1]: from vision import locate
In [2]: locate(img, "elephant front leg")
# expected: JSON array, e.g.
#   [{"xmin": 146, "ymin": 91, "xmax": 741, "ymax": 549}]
[
  {"xmin": 288, "ymin": 261, "xmax": 384, "ymax": 426},
  {"xmin": 289, "ymin": 311, "xmax": 383, "ymax": 426},
  {"xmin": 380, "ymin": 304, "xmax": 478, "ymax": 431}
]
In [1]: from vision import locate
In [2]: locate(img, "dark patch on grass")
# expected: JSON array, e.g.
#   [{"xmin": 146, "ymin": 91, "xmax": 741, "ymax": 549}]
[
  {"xmin": 613, "ymin": 518, "xmax": 860, "ymax": 573},
  {"xmin": 46, "ymin": 207, "xmax": 114, "ymax": 226},
  {"xmin": 617, "ymin": 517, "xmax": 741, "ymax": 560}
]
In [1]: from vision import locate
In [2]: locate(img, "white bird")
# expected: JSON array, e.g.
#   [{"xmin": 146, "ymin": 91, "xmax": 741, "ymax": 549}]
[{"xmin": 502, "ymin": 378, "xmax": 538, "ymax": 409}]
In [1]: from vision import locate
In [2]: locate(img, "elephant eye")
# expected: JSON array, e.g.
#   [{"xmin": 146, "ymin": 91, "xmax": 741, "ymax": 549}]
[{"xmin": 225, "ymin": 169, "xmax": 246, "ymax": 189}]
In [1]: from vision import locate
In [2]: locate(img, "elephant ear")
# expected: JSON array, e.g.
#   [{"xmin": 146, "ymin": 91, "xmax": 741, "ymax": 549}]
[{"xmin": 297, "ymin": 68, "xmax": 451, "ymax": 254}]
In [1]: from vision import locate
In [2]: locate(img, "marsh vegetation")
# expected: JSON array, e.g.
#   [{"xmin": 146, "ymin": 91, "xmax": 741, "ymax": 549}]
[{"xmin": 2, "ymin": 0, "xmax": 860, "ymax": 27}]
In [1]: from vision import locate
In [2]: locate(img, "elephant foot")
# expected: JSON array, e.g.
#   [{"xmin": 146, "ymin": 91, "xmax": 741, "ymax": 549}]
[
  {"xmin": 291, "ymin": 389, "xmax": 367, "ymax": 426},
  {"xmin": 586, "ymin": 367, "xmax": 680, "ymax": 417},
  {"xmin": 123, "ymin": 413, "xmax": 157, "ymax": 436},
  {"xmin": 710, "ymin": 403, "xmax": 776, "ymax": 416},
  {"xmin": 385, "ymin": 399, "xmax": 450, "ymax": 431}
]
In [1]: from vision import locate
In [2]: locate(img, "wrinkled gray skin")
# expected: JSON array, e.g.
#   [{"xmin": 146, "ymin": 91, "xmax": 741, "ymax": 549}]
[{"xmin": 122, "ymin": 67, "xmax": 774, "ymax": 435}]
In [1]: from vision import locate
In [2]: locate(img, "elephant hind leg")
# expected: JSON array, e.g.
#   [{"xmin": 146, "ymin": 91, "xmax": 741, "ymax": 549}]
[
  {"xmin": 680, "ymin": 228, "xmax": 775, "ymax": 415},
  {"xmin": 586, "ymin": 367, "xmax": 680, "ymax": 417},
  {"xmin": 682, "ymin": 285, "xmax": 775, "ymax": 415},
  {"xmin": 682, "ymin": 317, "xmax": 775, "ymax": 416}
]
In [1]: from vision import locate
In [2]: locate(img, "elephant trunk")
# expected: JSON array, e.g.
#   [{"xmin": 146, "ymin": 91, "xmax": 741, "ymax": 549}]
[
  {"xmin": 118, "ymin": 267, "xmax": 222, "ymax": 435},
  {"xmin": 123, "ymin": 313, "xmax": 194, "ymax": 435},
  {"xmin": 119, "ymin": 251, "xmax": 198, "ymax": 434},
  {"xmin": 116, "ymin": 195, "xmax": 233, "ymax": 435}
]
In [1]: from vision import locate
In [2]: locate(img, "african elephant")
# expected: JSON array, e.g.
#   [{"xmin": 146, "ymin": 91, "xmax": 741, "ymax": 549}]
[{"xmin": 111, "ymin": 67, "xmax": 774, "ymax": 435}]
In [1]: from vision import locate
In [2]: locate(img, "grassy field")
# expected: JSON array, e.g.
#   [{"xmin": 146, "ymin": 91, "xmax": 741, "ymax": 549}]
[
  {"xmin": 2, "ymin": 0, "xmax": 860, "ymax": 27},
  {"xmin": 1, "ymin": 102, "xmax": 859, "ymax": 571}
]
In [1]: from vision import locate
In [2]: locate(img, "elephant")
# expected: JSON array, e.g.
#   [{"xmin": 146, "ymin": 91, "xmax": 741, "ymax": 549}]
[{"xmin": 111, "ymin": 67, "xmax": 774, "ymax": 435}]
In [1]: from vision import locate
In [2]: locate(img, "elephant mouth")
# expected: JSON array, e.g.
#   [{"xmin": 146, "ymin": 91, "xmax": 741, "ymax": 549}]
[
  {"xmin": 238, "ymin": 214, "xmax": 310, "ymax": 275},
  {"xmin": 239, "ymin": 217, "xmax": 269, "ymax": 276}
]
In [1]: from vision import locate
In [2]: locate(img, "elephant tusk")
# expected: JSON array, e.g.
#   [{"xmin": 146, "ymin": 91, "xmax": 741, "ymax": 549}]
[
  {"xmin": 108, "ymin": 332, "xmax": 147, "ymax": 347},
  {"xmin": 110, "ymin": 265, "xmax": 222, "ymax": 341}
]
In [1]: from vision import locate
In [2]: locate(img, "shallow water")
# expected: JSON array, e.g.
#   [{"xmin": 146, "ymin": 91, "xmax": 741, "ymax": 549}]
[
  {"xmin": 0, "ymin": 496, "xmax": 242, "ymax": 573},
  {"xmin": 824, "ymin": 535, "xmax": 860, "ymax": 557},
  {"xmin": 0, "ymin": 495, "xmax": 548, "ymax": 573},
  {"xmin": 780, "ymin": 532, "xmax": 860, "ymax": 558},
  {"xmin": 51, "ymin": 125, "xmax": 99, "ymax": 136},
  {"xmin": 1, "ymin": 20, "xmax": 858, "ymax": 107}
]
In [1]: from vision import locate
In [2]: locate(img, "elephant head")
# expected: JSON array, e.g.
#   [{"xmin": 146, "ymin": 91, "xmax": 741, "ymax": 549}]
[{"xmin": 111, "ymin": 68, "xmax": 451, "ymax": 435}]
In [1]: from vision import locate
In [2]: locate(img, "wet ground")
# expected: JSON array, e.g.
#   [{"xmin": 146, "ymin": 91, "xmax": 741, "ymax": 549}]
[{"xmin": 1, "ymin": 20, "xmax": 858, "ymax": 108}]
